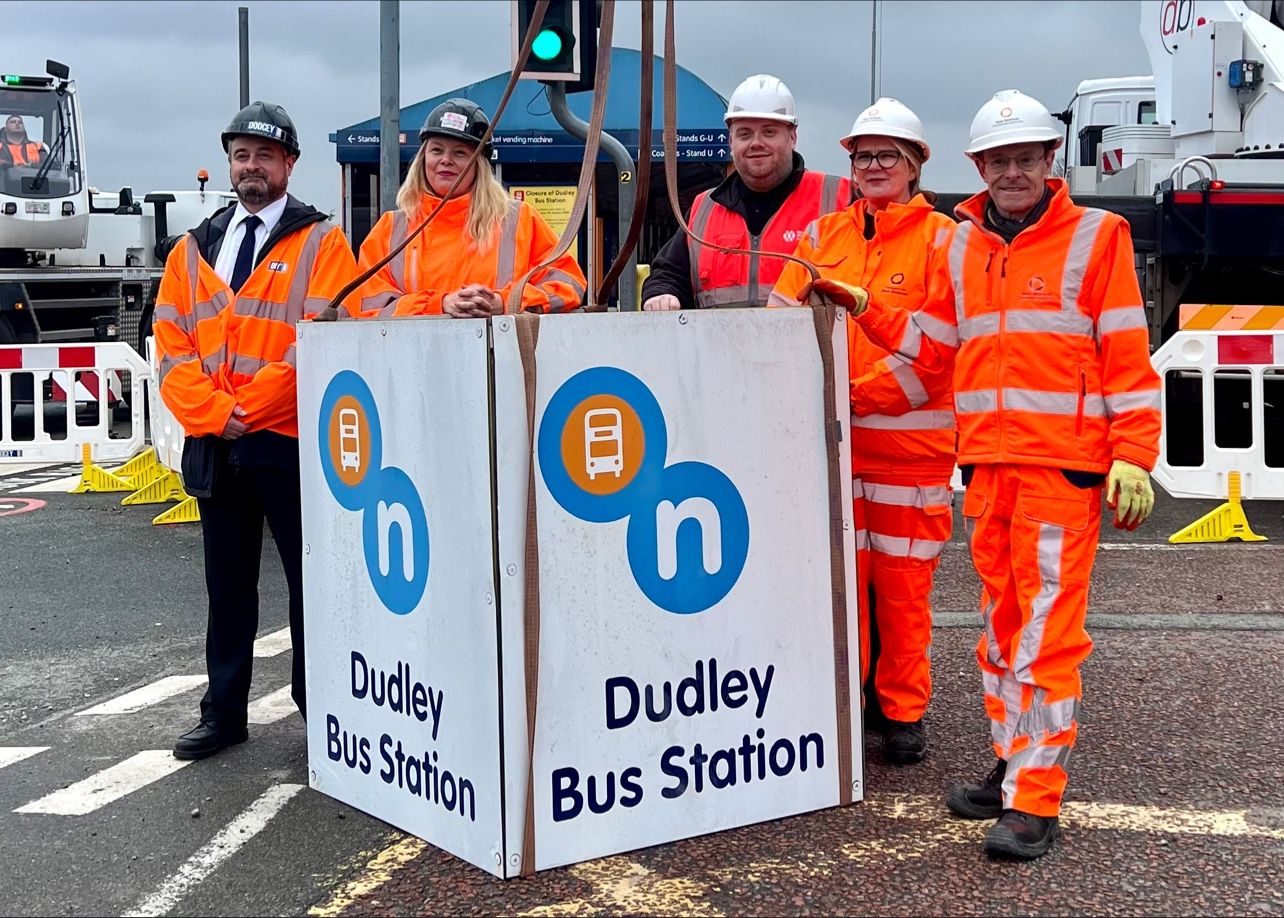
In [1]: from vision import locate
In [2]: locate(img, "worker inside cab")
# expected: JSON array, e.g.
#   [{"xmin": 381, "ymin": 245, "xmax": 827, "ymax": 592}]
[{"xmin": 0, "ymin": 115, "xmax": 48, "ymax": 167}]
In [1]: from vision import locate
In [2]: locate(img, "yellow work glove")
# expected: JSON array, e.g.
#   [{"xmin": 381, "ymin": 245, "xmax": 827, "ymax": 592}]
[
  {"xmin": 800, "ymin": 278, "xmax": 869, "ymax": 318},
  {"xmin": 1106, "ymin": 459, "xmax": 1155, "ymax": 531}
]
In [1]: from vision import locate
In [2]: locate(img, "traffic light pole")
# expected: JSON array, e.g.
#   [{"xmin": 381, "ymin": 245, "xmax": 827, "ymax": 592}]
[{"xmin": 545, "ymin": 82, "xmax": 637, "ymax": 311}]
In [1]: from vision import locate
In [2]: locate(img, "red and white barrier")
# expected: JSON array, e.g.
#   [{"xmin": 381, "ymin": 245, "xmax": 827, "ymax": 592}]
[{"xmin": 0, "ymin": 343, "xmax": 148, "ymax": 464}]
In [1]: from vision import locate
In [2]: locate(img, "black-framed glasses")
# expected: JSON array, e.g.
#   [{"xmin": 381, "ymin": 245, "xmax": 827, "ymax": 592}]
[
  {"xmin": 980, "ymin": 152, "xmax": 1046, "ymax": 173},
  {"xmin": 850, "ymin": 149, "xmax": 903, "ymax": 170}
]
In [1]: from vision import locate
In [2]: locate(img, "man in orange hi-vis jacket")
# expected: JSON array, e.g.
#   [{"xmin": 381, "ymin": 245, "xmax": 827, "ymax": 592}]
[
  {"xmin": 804, "ymin": 89, "xmax": 1161, "ymax": 861},
  {"xmin": 154, "ymin": 101, "xmax": 359, "ymax": 761}
]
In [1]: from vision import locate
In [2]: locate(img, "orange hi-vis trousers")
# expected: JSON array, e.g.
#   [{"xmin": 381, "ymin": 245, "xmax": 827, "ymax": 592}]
[
  {"xmin": 961, "ymin": 464, "xmax": 1101, "ymax": 818},
  {"xmin": 855, "ymin": 476, "xmax": 953, "ymax": 723}
]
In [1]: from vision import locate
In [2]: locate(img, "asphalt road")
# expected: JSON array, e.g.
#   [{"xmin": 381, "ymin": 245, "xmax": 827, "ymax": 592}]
[{"xmin": 2, "ymin": 467, "xmax": 1281, "ymax": 916}]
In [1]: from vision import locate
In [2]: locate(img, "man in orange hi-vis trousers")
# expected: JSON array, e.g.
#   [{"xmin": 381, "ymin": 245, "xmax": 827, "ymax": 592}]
[
  {"xmin": 772, "ymin": 98, "xmax": 955, "ymax": 767},
  {"xmin": 154, "ymin": 102, "xmax": 359, "ymax": 761},
  {"xmin": 803, "ymin": 89, "xmax": 1160, "ymax": 860}
]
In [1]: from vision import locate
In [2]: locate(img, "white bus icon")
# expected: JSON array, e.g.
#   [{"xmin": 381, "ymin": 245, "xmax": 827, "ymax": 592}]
[
  {"xmin": 584, "ymin": 408, "xmax": 624, "ymax": 479},
  {"xmin": 338, "ymin": 408, "xmax": 361, "ymax": 472}
]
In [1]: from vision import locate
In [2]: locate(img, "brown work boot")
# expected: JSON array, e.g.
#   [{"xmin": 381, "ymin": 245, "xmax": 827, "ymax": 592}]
[
  {"xmin": 946, "ymin": 759, "xmax": 1006, "ymax": 819},
  {"xmin": 984, "ymin": 809, "xmax": 1060, "ymax": 860}
]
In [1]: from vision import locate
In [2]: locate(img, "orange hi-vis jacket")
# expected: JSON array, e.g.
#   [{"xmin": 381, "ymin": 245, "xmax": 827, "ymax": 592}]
[
  {"xmin": 687, "ymin": 171, "xmax": 850, "ymax": 308},
  {"xmin": 355, "ymin": 191, "xmax": 586, "ymax": 316},
  {"xmin": 154, "ymin": 197, "xmax": 359, "ymax": 439},
  {"xmin": 2, "ymin": 141, "xmax": 43, "ymax": 165},
  {"xmin": 858, "ymin": 179, "xmax": 1162, "ymax": 474},
  {"xmin": 771, "ymin": 194, "xmax": 957, "ymax": 480}
]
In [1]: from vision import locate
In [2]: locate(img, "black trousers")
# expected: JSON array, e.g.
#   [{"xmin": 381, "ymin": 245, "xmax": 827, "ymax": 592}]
[{"xmin": 196, "ymin": 451, "xmax": 306, "ymax": 728}]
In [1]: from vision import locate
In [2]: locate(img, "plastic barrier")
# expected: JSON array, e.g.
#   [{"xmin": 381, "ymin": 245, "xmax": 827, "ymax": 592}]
[
  {"xmin": 0, "ymin": 343, "xmax": 148, "ymax": 464},
  {"xmin": 141, "ymin": 336, "xmax": 198, "ymax": 525},
  {"xmin": 297, "ymin": 308, "xmax": 861, "ymax": 878},
  {"xmin": 1151, "ymin": 322, "xmax": 1284, "ymax": 501}
]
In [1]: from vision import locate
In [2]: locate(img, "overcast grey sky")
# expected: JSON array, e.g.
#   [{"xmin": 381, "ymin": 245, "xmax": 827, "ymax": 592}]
[{"xmin": 11, "ymin": 1, "xmax": 1153, "ymax": 216}]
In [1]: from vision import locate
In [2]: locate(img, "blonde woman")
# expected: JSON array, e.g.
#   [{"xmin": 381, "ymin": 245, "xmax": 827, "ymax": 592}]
[{"xmin": 355, "ymin": 99, "xmax": 586, "ymax": 317}]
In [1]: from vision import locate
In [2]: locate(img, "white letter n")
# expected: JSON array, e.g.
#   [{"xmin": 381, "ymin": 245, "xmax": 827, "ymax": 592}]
[
  {"xmin": 655, "ymin": 497, "xmax": 722, "ymax": 579},
  {"xmin": 377, "ymin": 500, "xmax": 414, "ymax": 580}
]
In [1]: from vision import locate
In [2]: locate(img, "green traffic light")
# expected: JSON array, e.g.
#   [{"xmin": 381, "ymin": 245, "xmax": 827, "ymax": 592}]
[{"xmin": 532, "ymin": 28, "xmax": 565, "ymax": 62}]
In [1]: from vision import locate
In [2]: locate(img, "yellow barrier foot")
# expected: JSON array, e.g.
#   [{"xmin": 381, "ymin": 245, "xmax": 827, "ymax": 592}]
[
  {"xmin": 107, "ymin": 448, "xmax": 163, "ymax": 487},
  {"xmin": 153, "ymin": 496, "xmax": 200, "ymax": 525},
  {"xmin": 1168, "ymin": 471, "xmax": 1268, "ymax": 543},
  {"xmin": 122, "ymin": 470, "xmax": 187, "ymax": 506},
  {"xmin": 70, "ymin": 443, "xmax": 134, "ymax": 494}
]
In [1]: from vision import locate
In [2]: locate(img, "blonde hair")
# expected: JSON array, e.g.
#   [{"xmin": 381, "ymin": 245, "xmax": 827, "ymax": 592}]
[{"xmin": 395, "ymin": 143, "xmax": 510, "ymax": 250}]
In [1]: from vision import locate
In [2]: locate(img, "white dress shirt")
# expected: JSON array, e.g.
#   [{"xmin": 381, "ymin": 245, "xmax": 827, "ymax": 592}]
[{"xmin": 212, "ymin": 195, "xmax": 288, "ymax": 285}]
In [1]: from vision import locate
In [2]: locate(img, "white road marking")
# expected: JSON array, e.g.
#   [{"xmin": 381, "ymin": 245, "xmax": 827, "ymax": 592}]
[
  {"xmin": 14, "ymin": 750, "xmax": 191, "ymax": 816},
  {"xmin": 74, "ymin": 675, "xmax": 208, "ymax": 716},
  {"xmin": 253, "ymin": 627, "xmax": 292, "ymax": 658},
  {"xmin": 124, "ymin": 783, "xmax": 304, "ymax": 918},
  {"xmin": 16, "ymin": 473, "xmax": 83, "ymax": 493},
  {"xmin": 0, "ymin": 747, "xmax": 49, "ymax": 770},
  {"xmin": 247, "ymin": 686, "xmax": 297, "ymax": 725},
  {"xmin": 0, "ymin": 462, "xmax": 61, "ymax": 476}
]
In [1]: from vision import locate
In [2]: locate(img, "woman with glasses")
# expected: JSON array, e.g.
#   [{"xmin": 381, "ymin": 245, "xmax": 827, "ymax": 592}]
[
  {"xmin": 770, "ymin": 98, "xmax": 956, "ymax": 767},
  {"xmin": 355, "ymin": 98, "xmax": 586, "ymax": 318}
]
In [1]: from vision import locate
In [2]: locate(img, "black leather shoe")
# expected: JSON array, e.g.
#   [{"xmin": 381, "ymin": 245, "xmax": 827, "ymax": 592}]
[
  {"xmin": 173, "ymin": 720, "xmax": 249, "ymax": 761},
  {"xmin": 946, "ymin": 759, "xmax": 1006, "ymax": 819},
  {"xmin": 984, "ymin": 809, "xmax": 1060, "ymax": 860},
  {"xmin": 884, "ymin": 719, "xmax": 927, "ymax": 765}
]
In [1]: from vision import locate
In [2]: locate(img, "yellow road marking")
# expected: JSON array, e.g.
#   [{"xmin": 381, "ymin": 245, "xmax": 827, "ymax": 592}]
[
  {"xmin": 308, "ymin": 835, "xmax": 427, "ymax": 917},
  {"xmin": 519, "ymin": 859, "xmax": 724, "ymax": 917}
]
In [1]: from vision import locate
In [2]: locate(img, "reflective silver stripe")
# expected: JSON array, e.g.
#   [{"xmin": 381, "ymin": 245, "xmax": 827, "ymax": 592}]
[
  {"xmin": 890, "ymin": 361, "xmax": 929, "ymax": 408},
  {"xmin": 378, "ymin": 298, "xmax": 401, "ymax": 318},
  {"xmin": 958, "ymin": 313, "xmax": 998, "ymax": 339},
  {"xmin": 696, "ymin": 285, "xmax": 753, "ymax": 308},
  {"xmin": 201, "ymin": 346, "xmax": 226, "ymax": 376},
  {"xmin": 933, "ymin": 226, "xmax": 952, "ymax": 249},
  {"xmin": 949, "ymin": 221, "xmax": 973, "ymax": 329},
  {"xmin": 234, "ymin": 297, "xmax": 293, "ymax": 322},
  {"xmin": 283, "ymin": 343, "xmax": 297, "ymax": 368},
  {"xmin": 186, "ymin": 233, "xmax": 200, "ymax": 286},
  {"xmin": 1005, "ymin": 309, "xmax": 1095, "ymax": 336},
  {"xmin": 915, "ymin": 310, "xmax": 959, "ymax": 349},
  {"xmin": 687, "ymin": 194, "xmax": 716, "ymax": 294},
  {"xmin": 820, "ymin": 174, "xmax": 842, "ymax": 215},
  {"xmin": 158, "ymin": 353, "xmax": 197, "ymax": 384},
  {"xmin": 868, "ymin": 532, "xmax": 948, "ymax": 560},
  {"xmin": 287, "ymin": 223, "xmax": 327, "ymax": 310},
  {"xmin": 1002, "ymin": 742, "xmax": 1072, "ymax": 804},
  {"xmin": 861, "ymin": 482, "xmax": 951, "ymax": 509},
  {"xmin": 854, "ymin": 527, "xmax": 870, "ymax": 551},
  {"xmin": 535, "ymin": 267, "xmax": 586, "ymax": 313},
  {"xmin": 389, "ymin": 211, "xmax": 408, "ymax": 290},
  {"xmin": 767, "ymin": 290, "xmax": 799, "ymax": 308},
  {"xmin": 361, "ymin": 292, "xmax": 397, "ymax": 313},
  {"xmin": 495, "ymin": 199, "xmax": 523, "ymax": 289},
  {"xmin": 230, "ymin": 353, "xmax": 270, "ymax": 377},
  {"xmin": 1061, "ymin": 208, "xmax": 1107, "ymax": 310},
  {"xmin": 1005, "ymin": 388, "xmax": 1106, "ymax": 417},
  {"xmin": 956, "ymin": 389, "xmax": 997, "ymax": 413},
  {"xmin": 1105, "ymin": 388, "xmax": 1161, "ymax": 415},
  {"xmin": 1096, "ymin": 305, "xmax": 1148, "ymax": 337},
  {"xmin": 153, "ymin": 304, "xmax": 182, "ymax": 326},
  {"xmin": 853, "ymin": 409, "xmax": 955, "ymax": 431},
  {"xmin": 1013, "ymin": 521, "xmax": 1064, "ymax": 683},
  {"xmin": 1013, "ymin": 691, "xmax": 1080, "ymax": 740},
  {"xmin": 304, "ymin": 296, "xmax": 334, "ymax": 315},
  {"xmin": 806, "ymin": 218, "xmax": 822, "ymax": 249}
]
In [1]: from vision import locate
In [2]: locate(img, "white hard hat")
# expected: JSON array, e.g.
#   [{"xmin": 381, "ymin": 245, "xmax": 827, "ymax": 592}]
[
  {"xmin": 840, "ymin": 97, "xmax": 930, "ymax": 161},
  {"xmin": 724, "ymin": 74, "xmax": 798, "ymax": 126},
  {"xmin": 965, "ymin": 89, "xmax": 1063, "ymax": 155}
]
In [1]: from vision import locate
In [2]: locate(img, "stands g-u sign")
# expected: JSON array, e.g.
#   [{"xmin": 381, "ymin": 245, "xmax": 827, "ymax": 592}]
[
  {"xmin": 319, "ymin": 370, "xmax": 429, "ymax": 615},
  {"xmin": 538, "ymin": 367, "xmax": 749, "ymax": 614}
]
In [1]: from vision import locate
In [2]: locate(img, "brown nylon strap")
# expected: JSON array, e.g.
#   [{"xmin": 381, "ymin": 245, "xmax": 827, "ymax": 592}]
[
  {"xmin": 516, "ymin": 313, "xmax": 542, "ymax": 876},
  {"xmin": 506, "ymin": 0, "xmax": 617, "ymax": 314},
  {"xmin": 662, "ymin": 0, "xmax": 819, "ymax": 289},
  {"xmin": 316, "ymin": 0, "xmax": 552, "ymax": 318},
  {"xmin": 811, "ymin": 303, "xmax": 853, "ymax": 806},
  {"xmin": 594, "ymin": 0, "xmax": 653, "ymax": 309}
]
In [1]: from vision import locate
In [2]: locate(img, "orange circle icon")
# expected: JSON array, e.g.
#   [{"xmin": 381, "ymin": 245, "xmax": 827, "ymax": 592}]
[
  {"xmin": 561, "ymin": 395, "xmax": 645, "ymax": 495},
  {"xmin": 329, "ymin": 395, "xmax": 372, "ymax": 487}
]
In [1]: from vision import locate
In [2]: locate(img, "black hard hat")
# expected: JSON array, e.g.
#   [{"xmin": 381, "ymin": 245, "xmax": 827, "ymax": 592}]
[
  {"xmin": 221, "ymin": 101, "xmax": 301, "ymax": 158},
  {"xmin": 419, "ymin": 98, "xmax": 490, "ymax": 147}
]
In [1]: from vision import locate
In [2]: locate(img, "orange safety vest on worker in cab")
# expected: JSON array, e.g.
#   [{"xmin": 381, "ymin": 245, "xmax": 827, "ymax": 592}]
[
  {"xmin": 154, "ymin": 200, "xmax": 358, "ymax": 439},
  {"xmin": 859, "ymin": 179, "xmax": 1162, "ymax": 474},
  {"xmin": 354, "ymin": 192, "xmax": 586, "ymax": 316},
  {"xmin": 686, "ymin": 171, "xmax": 850, "ymax": 309},
  {"xmin": 771, "ymin": 194, "xmax": 957, "ymax": 480},
  {"xmin": 2, "ymin": 141, "xmax": 44, "ymax": 165}
]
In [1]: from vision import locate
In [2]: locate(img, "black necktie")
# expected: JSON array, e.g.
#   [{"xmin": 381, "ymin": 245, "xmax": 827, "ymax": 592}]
[{"xmin": 229, "ymin": 214, "xmax": 262, "ymax": 293}]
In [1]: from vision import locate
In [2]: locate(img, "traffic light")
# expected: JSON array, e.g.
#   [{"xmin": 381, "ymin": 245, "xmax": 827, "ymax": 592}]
[{"xmin": 512, "ymin": 0, "xmax": 598, "ymax": 93}]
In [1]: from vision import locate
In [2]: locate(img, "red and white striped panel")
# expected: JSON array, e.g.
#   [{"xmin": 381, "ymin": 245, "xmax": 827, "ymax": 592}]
[
  {"xmin": 0, "ymin": 345, "xmax": 124, "ymax": 403},
  {"xmin": 1101, "ymin": 148, "xmax": 1124, "ymax": 174}
]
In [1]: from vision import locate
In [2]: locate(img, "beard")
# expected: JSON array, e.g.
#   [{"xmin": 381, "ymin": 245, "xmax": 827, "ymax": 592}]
[{"xmin": 235, "ymin": 172, "xmax": 285, "ymax": 207}]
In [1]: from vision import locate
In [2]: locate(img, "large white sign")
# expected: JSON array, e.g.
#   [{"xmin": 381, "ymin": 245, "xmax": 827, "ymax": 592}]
[
  {"xmin": 492, "ymin": 308, "xmax": 861, "ymax": 874},
  {"xmin": 298, "ymin": 318, "xmax": 506, "ymax": 877}
]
